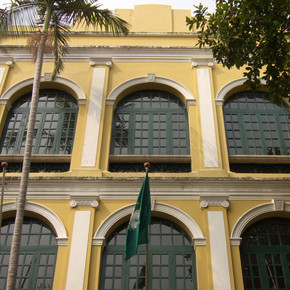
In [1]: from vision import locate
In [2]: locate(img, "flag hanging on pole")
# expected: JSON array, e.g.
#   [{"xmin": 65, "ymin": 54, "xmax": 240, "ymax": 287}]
[{"xmin": 125, "ymin": 170, "xmax": 151, "ymax": 260}]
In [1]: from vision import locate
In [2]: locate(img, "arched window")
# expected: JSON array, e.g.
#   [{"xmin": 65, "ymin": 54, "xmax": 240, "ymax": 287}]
[
  {"xmin": 223, "ymin": 91, "xmax": 289, "ymax": 173},
  {"xmin": 109, "ymin": 90, "xmax": 191, "ymax": 172},
  {"xmin": 111, "ymin": 90, "xmax": 189, "ymax": 156},
  {"xmin": 0, "ymin": 89, "xmax": 78, "ymax": 172},
  {"xmin": 0, "ymin": 217, "xmax": 58, "ymax": 290},
  {"xmin": 100, "ymin": 217, "xmax": 197, "ymax": 290},
  {"xmin": 240, "ymin": 218, "xmax": 290, "ymax": 289},
  {"xmin": 0, "ymin": 89, "xmax": 78, "ymax": 154}
]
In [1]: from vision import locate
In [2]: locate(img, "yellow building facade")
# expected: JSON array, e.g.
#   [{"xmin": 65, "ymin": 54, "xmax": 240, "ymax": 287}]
[{"xmin": 0, "ymin": 5, "xmax": 289, "ymax": 290}]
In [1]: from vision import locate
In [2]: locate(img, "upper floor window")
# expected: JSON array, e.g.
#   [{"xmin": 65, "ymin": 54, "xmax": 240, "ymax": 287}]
[
  {"xmin": 223, "ymin": 91, "xmax": 289, "ymax": 173},
  {"xmin": 223, "ymin": 91, "xmax": 289, "ymax": 156},
  {"xmin": 0, "ymin": 89, "xmax": 78, "ymax": 155},
  {"xmin": 110, "ymin": 90, "xmax": 190, "ymax": 156}
]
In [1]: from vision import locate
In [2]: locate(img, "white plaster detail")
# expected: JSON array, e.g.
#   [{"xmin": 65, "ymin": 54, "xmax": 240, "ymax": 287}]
[
  {"xmin": 106, "ymin": 75, "xmax": 196, "ymax": 109},
  {"xmin": 273, "ymin": 199, "xmax": 284, "ymax": 211},
  {"xmin": 208, "ymin": 211, "xmax": 231, "ymax": 290},
  {"xmin": 65, "ymin": 211, "xmax": 91, "ymax": 290},
  {"xmin": 0, "ymin": 76, "xmax": 86, "ymax": 105},
  {"xmin": 151, "ymin": 198, "xmax": 156, "ymax": 211},
  {"xmin": 230, "ymin": 201, "xmax": 290, "ymax": 246},
  {"xmin": 91, "ymin": 200, "xmax": 100, "ymax": 208},
  {"xmin": 0, "ymin": 57, "xmax": 14, "ymax": 67},
  {"xmin": 69, "ymin": 198, "xmax": 99, "ymax": 209},
  {"xmin": 2, "ymin": 201, "xmax": 68, "ymax": 245},
  {"xmin": 146, "ymin": 73, "xmax": 156, "ymax": 82},
  {"xmin": 197, "ymin": 68, "xmax": 219, "ymax": 168},
  {"xmin": 81, "ymin": 67, "xmax": 106, "ymax": 167},
  {"xmin": 215, "ymin": 77, "xmax": 267, "ymax": 104},
  {"xmin": 0, "ymin": 67, "xmax": 6, "ymax": 87},
  {"xmin": 192, "ymin": 237, "xmax": 207, "ymax": 248},
  {"xmin": 200, "ymin": 196, "xmax": 229, "ymax": 209},
  {"xmin": 44, "ymin": 73, "xmax": 52, "ymax": 81},
  {"xmin": 92, "ymin": 202, "xmax": 206, "ymax": 247},
  {"xmin": 191, "ymin": 59, "xmax": 214, "ymax": 67},
  {"xmin": 69, "ymin": 200, "xmax": 78, "ymax": 208},
  {"xmin": 70, "ymin": 197, "xmax": 100, "ymax": 208},
  {"xmin": 89, "ymin": 59, "xmax": 112, "ymax": 67}
]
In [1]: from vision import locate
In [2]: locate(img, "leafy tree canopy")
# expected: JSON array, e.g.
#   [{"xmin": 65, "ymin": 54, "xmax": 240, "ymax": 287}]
[{"xmin": 186, "ymin": 0, "xmax": 289, "ymax": 103}]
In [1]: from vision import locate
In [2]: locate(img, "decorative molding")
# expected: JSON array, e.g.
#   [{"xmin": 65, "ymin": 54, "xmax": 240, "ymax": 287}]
[
  {"xmin": 89, "ymin": 58, "xmax": 112, "ymax": 67},
  {"xmin": 192, "ymin": 237, "xmax": 206, "ymax": 248},
  {"xmin": 2, "ymin": 201, "xmax": 68, "ymax": 245},
  {"xmin": 0, "ymin": 99, "xmax": 11, "ymax": 110},
  {"xmin": 69, "ymin": 196, "xmax": 100, "ymax": 209},
  {"xmin": 92, "ymin": 237, "xmax": 106, "ymax": 248},
  {"xmin": 93, "ymin": 202, "xmax": 206, "ymax": 246},
  {"xmin": 146, "ymin": 73, "xmax": 156, "ymax": 82},
  {"xmin": 273, "ymin": 199, "xmax": 284, "ymax": 211},
  {"xmin": 230, "ymin": 238, "xmax": 242, "ymax": 246},
  {"xmin": 0, "ymin": 57, "xmax": 14, "ymax": 67},
  {"xmin": 44, "ymin": 73, "xmax": 52, "ymax": 81},
  {"xmin": 200, "ymin": 196, "xmax": 229, "ymax": 209},
  {"xmin": 216, "ymin": 77, "xmax": 267, "ymax": 102},
  {"xmin": 0, "ymin": 76, "xmax": 87, "ymax": 105},
  {"xmin": 151, "ymin": 198, "xmax": 156, "ymax": 210},
  {"xmin": 191, "ymin": 59, "xmax": 214, "ymax": 67},
  {"xmin": 230, "ymin": 201, "xmax": 290, "ymax": 245},
  {"xmin": 106, "ymin": 75, "xmax": 196, "ymax": 109}
]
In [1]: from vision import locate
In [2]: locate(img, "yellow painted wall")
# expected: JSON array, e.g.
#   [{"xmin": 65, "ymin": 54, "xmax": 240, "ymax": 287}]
[{"xmin": 0, "ymin": 5, "xmax": 289, "ymax": 290}]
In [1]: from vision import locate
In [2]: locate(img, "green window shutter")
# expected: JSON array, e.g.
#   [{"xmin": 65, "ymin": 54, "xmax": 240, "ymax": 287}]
[
  {"xmin": 240, "ymin": 218, "xmax": 290, "ymax": 290},
  {"xmin": 0, "ymin": 89, "xmax": 79, "ymax": 155},
  {"xmin": 100, "ymin": 217, "xmax": 197, "ymax": 290},
  {"xmin": 111, "ymin": 90, "xmax": 190, "ymax": 156},
  {"xmin": 223, "ymin": 91, "xmax": 289, "ymax": 156},
  {"xmin": 0, "ymin": 217, "xmax": 58, "ymax": 290}
]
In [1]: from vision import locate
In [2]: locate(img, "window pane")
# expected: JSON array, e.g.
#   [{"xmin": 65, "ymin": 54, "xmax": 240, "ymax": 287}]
[
  {"xmin": 224, "ymin": 91, "xmax": 289, "ymax": 156},
  {"xmin": 110, "ymin": 90, "xmax": 189, "ymax": 156}
]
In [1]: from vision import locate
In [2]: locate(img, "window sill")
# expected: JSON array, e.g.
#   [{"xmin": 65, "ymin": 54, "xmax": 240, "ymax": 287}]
[
  {"xmin": 0, "ymin": 154, "xmax": 72, "ymax": 163},
  {"xmin": 229, "ymin": 155, "xmax": 290, "ymax": 164},
  {"xmin": 110, "ymin": 155, "xmax": 191, "ymax": 163}
]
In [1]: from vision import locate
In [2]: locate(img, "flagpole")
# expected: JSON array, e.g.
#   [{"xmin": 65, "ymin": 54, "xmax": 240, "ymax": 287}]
[{"xmin": 144, "ymin": 162, "xmax": 150, "ymax": 290}]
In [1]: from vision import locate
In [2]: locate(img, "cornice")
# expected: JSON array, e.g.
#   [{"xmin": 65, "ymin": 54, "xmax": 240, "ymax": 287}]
[
  {"xmin": 2, "ymin": 176, "xmax": 289, "ymax": 200},
  {"xmin": 0, "ymin": 46, "xmax": 213, "ymax": 63}
]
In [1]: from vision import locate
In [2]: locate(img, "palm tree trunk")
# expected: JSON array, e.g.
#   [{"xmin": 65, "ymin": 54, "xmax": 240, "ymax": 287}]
[{"xmin": 6, "ymin": 7, "xmax": 51, "ymax": 290}]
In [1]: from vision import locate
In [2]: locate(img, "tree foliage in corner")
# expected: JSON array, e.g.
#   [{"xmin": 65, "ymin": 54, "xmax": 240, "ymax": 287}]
[{"xmin": 186, "ymin": 0, "xmax": 289, "ymax": 103}]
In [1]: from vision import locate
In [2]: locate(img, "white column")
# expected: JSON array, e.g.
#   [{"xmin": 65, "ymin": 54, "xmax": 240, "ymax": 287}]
[
  {"xmin": 81, "ymin": 67, "xmax": 106, "ymax": 167},
  {"xmin": 197, "ymin": 68, "xmax": 219, "ymax": 167},
  {"xmin": 65, "ymin": 211, "xmax": 91, "ymax": 290},
  {"xmin": 208, "ymin": 211, "xmax": 231, "ymax": 290}
]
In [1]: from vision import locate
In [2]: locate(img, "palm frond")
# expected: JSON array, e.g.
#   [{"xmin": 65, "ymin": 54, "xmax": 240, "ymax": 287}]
[
  {"xmin": 0, "ymin": 2, "xmax": 41, "ymax": 38},
  {"xmin": 50, "ymin": 14, "xmax": 70, "ymax": 80},
  {"xmin": 55, "ymin": 0, "xmax": 130, "ymax": 35}
]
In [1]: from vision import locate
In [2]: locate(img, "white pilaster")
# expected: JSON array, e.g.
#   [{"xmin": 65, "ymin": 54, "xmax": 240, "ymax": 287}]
[
  {"xmin": 81, "ymin": 67, "xmax": 106, "ymax": 167},
  {"xmin": 208, "ymin": 211, "xmax": 231, "ymax": 290},
  {"xmin": 0, "ymin": 67, "xmax": 6, "ymax": 87},
  {"xmin": 65, "ymin": 211, "xmax": 91, "ymax": 290},
  {"xmin": 197, "ymin": 68, "xmax": 219, "ymax": 167}
]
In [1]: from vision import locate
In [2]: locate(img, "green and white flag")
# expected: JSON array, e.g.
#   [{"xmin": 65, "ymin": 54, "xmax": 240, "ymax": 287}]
[{"xmin": 125, "ymin": 171, "xmax": 151, "ymax": 260}]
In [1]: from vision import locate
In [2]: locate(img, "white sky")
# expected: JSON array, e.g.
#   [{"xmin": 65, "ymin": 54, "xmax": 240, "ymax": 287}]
[{"xmin": 0, "ymin": 0, "xmax": 216, "ymax": 13}]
